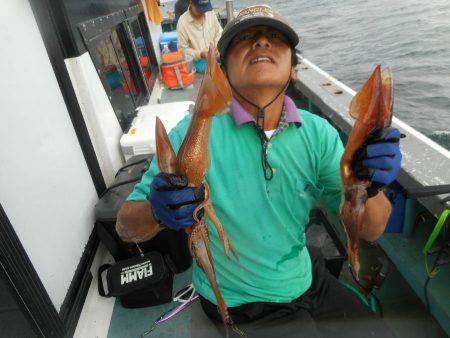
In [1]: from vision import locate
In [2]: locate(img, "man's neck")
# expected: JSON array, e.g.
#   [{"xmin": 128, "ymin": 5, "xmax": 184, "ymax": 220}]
[{"xmin": 234, "ymin": 89, "xmax": 285, "ymax": 131}]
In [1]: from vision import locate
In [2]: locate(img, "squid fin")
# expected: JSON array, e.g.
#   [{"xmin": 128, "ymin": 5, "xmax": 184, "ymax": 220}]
[
  {"xmin": 155, "ymin": 117, "xmax": 177, "ymax": 174},
  {"xmin": 195, "ymin": 44, "xmax": 232, "ymax": 118},
  {"xmin": 349, "ymin": 65, "xmax": 382, "ymax": 123},
  {"xmin": 380, "ymin": 67, "xmax": 393, "ymax": 128}
]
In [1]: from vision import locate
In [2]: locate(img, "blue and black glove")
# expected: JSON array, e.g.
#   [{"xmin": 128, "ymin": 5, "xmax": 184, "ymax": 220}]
[
  {"xmin": 149, "ymin": 173, "xmax": 205, "ymax": 230},
  {"xmin": 352, "ymin": 127, "xmax": 402, "ymax": 197}
]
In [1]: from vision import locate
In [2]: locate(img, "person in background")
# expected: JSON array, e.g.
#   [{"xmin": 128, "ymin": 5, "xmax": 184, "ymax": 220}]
[
  {"xmin": 174, "ymin": 0, "xmax": 190, "ymax": 24},
  {"xmin": 176, "ymin": 0, "xmax": 222, "ymax": 72}
]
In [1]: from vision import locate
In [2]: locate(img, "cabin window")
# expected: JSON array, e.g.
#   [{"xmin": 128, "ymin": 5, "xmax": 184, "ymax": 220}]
[
  {"xmin": 124, "ymin": 11, "xmax": 159, "ymax": 96},
  {"xmin": 90, "ymin": 30, "xmax": 136, "ymax": 130},
  {"xmin": 79, "ymin": 6, "xmax": 158, "ymax": 132},
  {"xmin": 129, "ymin": 19, "xmax": 152, "ymax": 83}
]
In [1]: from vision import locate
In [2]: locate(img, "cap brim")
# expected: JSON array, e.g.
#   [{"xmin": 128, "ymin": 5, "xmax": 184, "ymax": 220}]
[
  {"xmin": 218, "ymin": 17, "xmax": 299, "ymax": 57},
  {"xmin": 196, "ymin": 3, "xmax": 213, "ymax": 13}
]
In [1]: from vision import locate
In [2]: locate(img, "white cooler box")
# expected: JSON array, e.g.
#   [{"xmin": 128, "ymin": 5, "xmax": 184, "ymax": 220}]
[{"xmin": 120, "ymin": 101, "xmax": 194, "ymax": 161}]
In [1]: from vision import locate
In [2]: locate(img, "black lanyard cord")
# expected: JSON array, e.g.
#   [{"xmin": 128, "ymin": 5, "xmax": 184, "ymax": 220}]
[
  {"xmin": 226, "ymin": 73, "xmax": 291, "ymax": 181},
  {"xmin": 227, "ymin": 75, "xmax": 291, "ymax": 129},
  {"xmin": 254, "ymin": 124, "xmax": 274, "ymax": 180}
]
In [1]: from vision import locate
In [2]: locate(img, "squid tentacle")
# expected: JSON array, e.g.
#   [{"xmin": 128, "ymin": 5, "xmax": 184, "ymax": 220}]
[{"xmin": 192, "ymin": 183, "xmax": 238, "ymax": 261}]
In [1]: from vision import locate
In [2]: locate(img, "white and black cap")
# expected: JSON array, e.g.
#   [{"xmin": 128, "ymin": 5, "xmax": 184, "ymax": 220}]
[{"xmin": 218, "ymin": 5, "xmax": 299, "ymax": 58}]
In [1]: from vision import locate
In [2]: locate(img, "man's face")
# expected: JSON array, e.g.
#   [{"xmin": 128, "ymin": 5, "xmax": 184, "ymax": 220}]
[
  {"xmin": 225, "ymin": 26, "xmax": 293, "ymax": 91},
  {"xmin": 190, "ymin": 3, "xmax": 205, "ymax": 19}
]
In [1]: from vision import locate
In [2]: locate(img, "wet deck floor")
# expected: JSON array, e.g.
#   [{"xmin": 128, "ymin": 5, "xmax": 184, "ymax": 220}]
[{"xmin": 107, "ymin": 260, "xmax": 447, "ymax": 338}]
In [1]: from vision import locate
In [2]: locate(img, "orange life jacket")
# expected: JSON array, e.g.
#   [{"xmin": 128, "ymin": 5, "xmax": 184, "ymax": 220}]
[{"xmin": 160, "ymin": 52, "xmax": 195, "ymax": 90}]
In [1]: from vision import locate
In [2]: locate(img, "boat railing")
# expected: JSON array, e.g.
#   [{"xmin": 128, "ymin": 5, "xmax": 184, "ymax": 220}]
[{"xmin": 294, "ymin": 54, "xmax": 450, "ymax": 220}]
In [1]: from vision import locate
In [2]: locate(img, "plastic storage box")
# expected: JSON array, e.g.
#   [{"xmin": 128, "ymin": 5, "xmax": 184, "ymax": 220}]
[
  {"xmin": 120, "ymin": 101, "xmax": 193, "ymax": 161},
  {"xmin": 159, "ymin": 31, "xmax": 178, "ymax": 53}
]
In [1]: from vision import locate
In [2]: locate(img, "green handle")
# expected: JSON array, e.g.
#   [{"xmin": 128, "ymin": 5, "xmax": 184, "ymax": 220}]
[{"xmin": 423, "ymin": 209, "xmax": 450, "ymax": 254}]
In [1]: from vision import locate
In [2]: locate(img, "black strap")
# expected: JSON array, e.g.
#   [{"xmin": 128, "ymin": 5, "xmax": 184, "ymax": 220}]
[
  {"xmin": 228, "ymin": 76, "xmax": 290, "ymax": 130},
  {"xmin": 253, "ymin": 124, "xmax": 274, "ymax": 181},
  {"xmin": 98, "ymin": 264, "xmax": 112, "ymax": 297},
  {"xmin": 100, "ymin": 176, "xmax": 142, "ymax": 198},
  {"xmin": 226, "ymin": 73, "xmax": 291, "ymax": 182},
  {"xmin": 114, "ymin": 157, "xmax": 151, "ymax": 178},
  {"xmin": 405, "ymin": 185, "xmax": 450, "ymax": 198},
  {"xmin": 229, "ymin": 78, "xmax": 290, "ymax": 127}
]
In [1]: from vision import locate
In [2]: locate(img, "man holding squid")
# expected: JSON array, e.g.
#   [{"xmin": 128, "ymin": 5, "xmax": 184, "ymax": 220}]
[{"xmin": 117, "ymin": 5, "xmax": 401, "ymax": 338}]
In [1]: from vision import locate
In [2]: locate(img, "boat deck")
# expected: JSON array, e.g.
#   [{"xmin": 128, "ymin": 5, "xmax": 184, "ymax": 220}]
[
  {"xmin": 107, "ymin": 268, "xmax": 214, "ymax": 338},
  {"xmin": 158, "ymin": 75, "xmax": 203, "ymax": 105},
  {"xmin": 107, "ymin": 273, "xmax": 447, "ymax": 338},
  {"xmin": 106, "ymin": 238, "xmax": 446, "ymax": 337}
]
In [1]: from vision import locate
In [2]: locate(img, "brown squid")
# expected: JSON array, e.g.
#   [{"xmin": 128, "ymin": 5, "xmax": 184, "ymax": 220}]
[
  {"xmin": 155, "ymin": 45, "xmax": 237, "ymax": 326},
  {"xmin": 340, "ymin": 65, "xmax": 393, "ymax": 277}
]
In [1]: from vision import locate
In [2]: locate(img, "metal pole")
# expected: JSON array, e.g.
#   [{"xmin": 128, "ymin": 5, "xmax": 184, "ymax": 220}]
[{"xmin": 225, "ymin": 0, "xmax": 234, "ymax": 23}]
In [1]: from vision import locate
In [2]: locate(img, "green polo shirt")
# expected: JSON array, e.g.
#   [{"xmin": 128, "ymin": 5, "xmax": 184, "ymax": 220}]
[{"xmin": 127, "ymin": 105, "xmax": 344, "ymax": 307}]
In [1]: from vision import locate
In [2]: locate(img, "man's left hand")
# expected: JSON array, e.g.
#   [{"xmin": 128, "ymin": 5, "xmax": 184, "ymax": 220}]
[{"xmin": 352, "ymin": 127, "xmax": 402, "ymax": 197}]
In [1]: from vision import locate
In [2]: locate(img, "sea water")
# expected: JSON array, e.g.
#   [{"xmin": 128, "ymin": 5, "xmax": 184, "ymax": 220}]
[{"xmin": 209, "ymin": 0, "xmax": 450, "ymax": 150}]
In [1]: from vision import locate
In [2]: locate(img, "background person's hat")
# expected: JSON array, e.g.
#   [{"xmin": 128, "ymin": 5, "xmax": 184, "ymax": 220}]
[
  {"xmin": 191, "ymin": 0, "xmax": 213, "ymax": 13},
  {"xmin": 218, "ymin": 5, "xmax": 299, "ymax": 57}
]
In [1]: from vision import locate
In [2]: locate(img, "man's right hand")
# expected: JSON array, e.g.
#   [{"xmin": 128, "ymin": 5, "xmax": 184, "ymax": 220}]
[{"xmin": 149, "ymin": 173, "xmax": 205, "ymax": 230}]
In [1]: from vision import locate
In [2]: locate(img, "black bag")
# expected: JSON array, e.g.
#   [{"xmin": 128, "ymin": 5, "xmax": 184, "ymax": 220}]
[
  {"xmin": 94, "ymin": 154, "xmax": 192, "ymax": 272},
  {"xmin": 98, "ymin": 251, "xmax": 175, "ymax": 308}
]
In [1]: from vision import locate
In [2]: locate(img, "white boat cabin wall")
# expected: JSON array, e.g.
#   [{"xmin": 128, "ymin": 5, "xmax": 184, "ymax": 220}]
[{"xmin": 0, "ymin": 0, "xmax": 164, "ymax": 336}]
